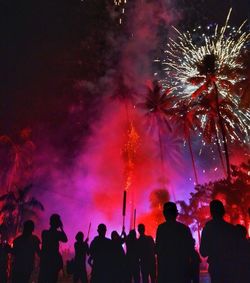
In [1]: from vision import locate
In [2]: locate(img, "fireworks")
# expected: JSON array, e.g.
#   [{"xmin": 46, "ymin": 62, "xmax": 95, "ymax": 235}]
[
  {"xmin": 114, "ymin": 0, "xmax": 127, "ymax": 24},
  {"xmin": 162, "ymin": 9, "xmax": 250, "ymax": 143},
  {"xmin": 122, "ymin": 122, "xmax": 140, "ymax": 191},
  {"xmin": 164, "ymin": 9, "xmax": 249, "ymax": 87},
  {"xmin": 114, "ymin": 0, "xmax": 127, "ymax": 6}
]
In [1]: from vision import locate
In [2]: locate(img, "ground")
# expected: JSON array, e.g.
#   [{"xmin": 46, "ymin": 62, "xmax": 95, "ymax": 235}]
[{"xmin": 56, "ymin": 273, "xmax": 210, "ymax": 283}]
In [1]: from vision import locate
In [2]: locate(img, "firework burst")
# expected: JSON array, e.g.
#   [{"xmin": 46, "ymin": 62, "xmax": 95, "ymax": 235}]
[
  {"xmin": 164, "ymin": 9, "xmax": 249, "ymax": 89},
  {"xmin": 163, "ymin": 9, "xmax": 250, "ymax": 140},
  {"xmin": 163, "ymin": 9, "xmax": 250, "ymax": 180}
]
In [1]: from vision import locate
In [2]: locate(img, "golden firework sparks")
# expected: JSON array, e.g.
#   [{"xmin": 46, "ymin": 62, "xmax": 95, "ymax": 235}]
[{"xmin": 122, "ymin": 122, "xmax": 140, "ymax": 191}]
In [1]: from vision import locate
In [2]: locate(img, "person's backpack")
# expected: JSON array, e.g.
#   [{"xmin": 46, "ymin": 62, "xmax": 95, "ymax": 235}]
[{"xmin": 66, "ymin": 258, "xmax": 75, "ymax": 275}]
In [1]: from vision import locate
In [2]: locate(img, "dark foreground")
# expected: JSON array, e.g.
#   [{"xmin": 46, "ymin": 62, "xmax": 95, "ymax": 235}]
[{"xmin": 54, "ymin": 272, "xmax": 210, "ymax": 283}]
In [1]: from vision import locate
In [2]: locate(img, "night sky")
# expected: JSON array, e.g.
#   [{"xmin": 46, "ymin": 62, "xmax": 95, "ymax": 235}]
[{"xmin": 1, "ymin": 0, "xmax": 249, "ymax": 135}]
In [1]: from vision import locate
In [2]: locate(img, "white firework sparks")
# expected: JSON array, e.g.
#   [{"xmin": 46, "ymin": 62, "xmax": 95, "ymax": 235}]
[
  {"xmin": 164, "ymin": 9, "xmax": 249, "ymax": 86},
  {"xmin": 114, "ymin": 0, "xmax": 127, "ymax": 6},
  {"xmin": 162, "ymin": 8, "xmax": 250, "ymax": 143}
]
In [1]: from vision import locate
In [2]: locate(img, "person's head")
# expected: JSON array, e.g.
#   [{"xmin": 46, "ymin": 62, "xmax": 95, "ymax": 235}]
[
  {"xmin": 23, "ymin": 220, "xmax": 35, "ymax": 235},
  {"xmin": 210, "ymin": 200, "xmax": 225, "ymax": 219},
  {"xmin": 50, "ymin": 214, "xmax": 62, "ymax": 229},
  {"xmin": 97, "ymin": 223, "xmax": 107, "ymax": 237},
  {"xmin": 111, "ymin": 230, "xmax": 119, "ymax": 241},
  {"xmin": 138, "ymin": 224, "xmax": 145, "ymax": 236},
  {"xmin": 75, "ymin": 231, "xmax": 84, "ymax": 242},
  {"xmin": 235, "ymin": 224, "xmax": 248, "ymax": 240},
  {"xmin": 163, "ymin": 202, "xmax": 178, "ymax": 220}
]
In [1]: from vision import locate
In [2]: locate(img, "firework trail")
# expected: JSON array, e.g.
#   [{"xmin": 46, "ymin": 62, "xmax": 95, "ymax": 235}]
[{"xmin": 122, "ymin": 122, "xmax": 140, "ymax": 229}]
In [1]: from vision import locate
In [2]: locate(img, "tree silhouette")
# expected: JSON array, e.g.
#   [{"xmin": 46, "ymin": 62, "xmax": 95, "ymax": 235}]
[
  {"xmin": 0, "ymin": 185, "xmax": 44, "ymax": 240},
  {"xmin": 178, "ymin": 160, "xmax": 250, "ymax": 243},
  {"xmin": 177, "ymin": 184, "xmax": 211, "ymax": 244},
  {"xmin": 138, "ymin": 80, "xmax": 175, "ymax": 174}
]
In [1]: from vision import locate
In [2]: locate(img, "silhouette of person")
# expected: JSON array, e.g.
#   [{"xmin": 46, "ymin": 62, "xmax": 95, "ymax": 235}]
[
  {"xmin": 125, "ymin": 229, "xmax": 140, "ymax": 283},
  {"xmin": 200, "ymin": 200, "xmax": 237, "ymax": 283},
  {"xmin": 0, "ymin": 234, "xmax": 11, "ymax": 283},
  {"xmin": 189, "ymin": 239, "xmax": 201, "ymax": 283},
  {"xmin": 110, "ymin": 230, "xmax": 126, "ymax": 283},
  {"xmin": 89, "ymin": 223, "xmax": 112, "ymax": 283},
  {"xmin": 73, "ymin": 231, "xmax": 89, "ymax": 283},
  {"xmin": 137, "ymin": 224, "xmax": 156, "ymax": 283},
  {"xmin": 38, "ymin": 214, "xmax": 68, "ymax": 283},
  {"xmin": 156, "ymin": 202, "xmax": 194, "ymax": 283},
  {"xmin": 235, "ymin": 224, "xmax": 250, "ymax": 283},
  {"xmin": 11, "ymin": 220, "xmax": 40, "ymax": 283}
]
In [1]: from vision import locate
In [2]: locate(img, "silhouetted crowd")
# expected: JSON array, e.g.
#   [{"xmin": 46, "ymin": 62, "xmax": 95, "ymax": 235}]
[{"xmin": 0, "ymin": 200, "xmax": 249, "ymax": 283}]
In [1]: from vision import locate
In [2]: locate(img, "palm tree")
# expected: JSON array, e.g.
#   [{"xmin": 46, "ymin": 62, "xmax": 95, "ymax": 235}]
[
  {"xmin": 0, "ymin": 135, "xmax": 20, "ymax": 191},
  {"xmin": 137, "ymin": 80, "xmax": 175, "ymax": 173},
  {"xmin": 0, "ymin": 130, "xmax": 35, "ymax": 192},
  {"xmin": 0, "ymin": 184, "xmax": 44, "ymax": 239},
  {"xmin": 188, "ymin": 53, "xmax": 238, "ymax": 181}
]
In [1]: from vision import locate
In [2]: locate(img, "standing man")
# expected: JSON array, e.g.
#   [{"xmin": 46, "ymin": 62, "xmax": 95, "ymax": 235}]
[
  {"xmin": 137, "ymin": 224, "xmax": 156, "ymax": 283},
  {"xmin": 200, "ymin": 200, "xmax": 237, "ymax": 283},
  {"xmin": 38, "ymin": 214, "xmax": 68, "ymax": 283},
  {"xmin": 156, "ymin": 202, "xmax": 194, "ymax": 283},
  {"xmin": 89, "ymin": 223, "xmax": 112, "ymax": 283},
  {"xmin": 11, "ymin": 220, "xmax": 40, "ymax": 283}
]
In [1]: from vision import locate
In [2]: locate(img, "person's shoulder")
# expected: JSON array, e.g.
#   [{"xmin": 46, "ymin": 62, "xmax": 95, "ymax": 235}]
[
  {"xmin": 105, "ymin": 237, "xmax": 112, "ymax": 243},
  {"xmin": 90, "ymin": 236, "xmax": 99, "ymax": 244},
  {"xmin": 32, "ymin": 234, "xmax": 40, "ymax": 243},
  {"xmin": 13, "ymin": 235, "xmax": 22, "ymax": 244},
  {"xmin": 42, "ymin": 229, "xmax": 49, "ymax": 235},
  {"xmin": 203, "ymin": 219, "xmax": 213, "ymax": 229},
  {"xmin": 157, "ymin": 222, "xmax": 166, "ymax": 230},
  {"xmin": 176, "ymin": 221, "xmax": 191, "ymax": 231},
  {"xmin": 146, "ymin": 235, "xmax": 154, "ymax": 241},
  {"xmin": 224, "ymin": 220, "xmax": 234, "ymax": 228}
]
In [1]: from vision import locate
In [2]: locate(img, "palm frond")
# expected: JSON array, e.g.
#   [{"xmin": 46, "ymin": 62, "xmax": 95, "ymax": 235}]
[
  {"xmin": 25, "ymin": 197, "xmax": 44, "ymax": 211},
  {"xmin": 0, "ymin": 192, "xmax": 16, "ymax": 202}
]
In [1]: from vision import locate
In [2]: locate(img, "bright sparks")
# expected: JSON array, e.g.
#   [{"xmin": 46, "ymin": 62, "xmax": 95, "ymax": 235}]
[
  {"xmin": 114, "ymin": 0, "xmax": 127, "ymax": 6},
  {"xmin": 164, "ymin": 8, "xmax": 249, "ymax": 86},
  {"xmin": 163, "ymin": 9, "xmax": 250, "ymax": 143}
]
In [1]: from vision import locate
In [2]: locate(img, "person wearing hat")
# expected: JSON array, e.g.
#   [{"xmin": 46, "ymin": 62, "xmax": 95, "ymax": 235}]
[{"xmin": 156, "ymin": 202, "xmax": 194, "ymax": 283}]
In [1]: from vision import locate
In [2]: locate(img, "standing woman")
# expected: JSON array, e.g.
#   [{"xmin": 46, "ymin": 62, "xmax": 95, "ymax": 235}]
[{"xmin": 73, "ymin": 231, "xmax": 89, "ymax": 283}]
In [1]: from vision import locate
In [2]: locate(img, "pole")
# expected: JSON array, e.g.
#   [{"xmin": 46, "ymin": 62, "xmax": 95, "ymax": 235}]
[
  {"xmin": 87, "ymin": 222, "xmax": 91, "ymax": 239},
  {"xmin": 122, "ymin": 190, "xmax": 127, "ymax": 232},
  {"xmin": 133, "ymin": 209, "xmax": 136, "ymax": 230}
]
